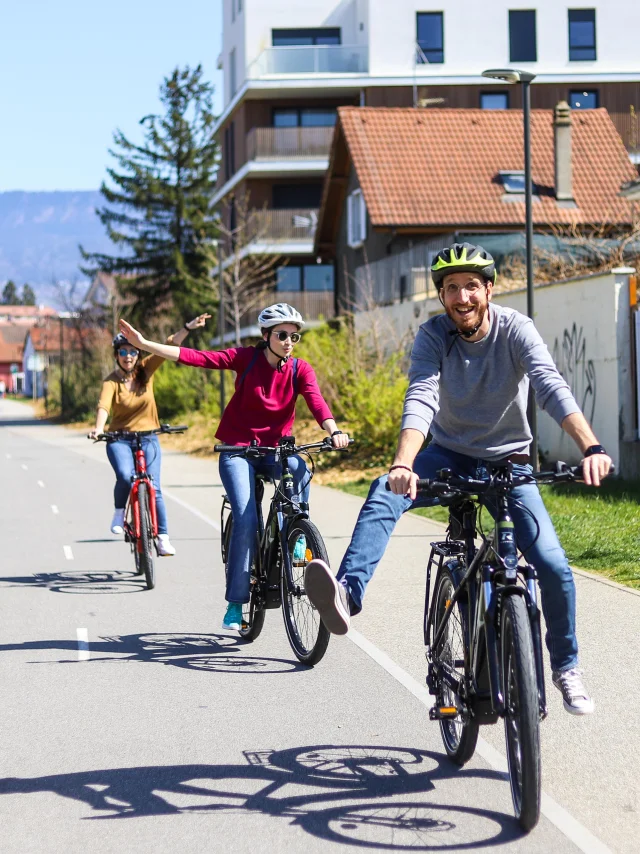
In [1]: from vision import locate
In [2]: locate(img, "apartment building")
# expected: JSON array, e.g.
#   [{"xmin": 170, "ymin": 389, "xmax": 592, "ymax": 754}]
[{"xmin": 215, "ymin": 0, "xmax": 640, "ymax": 333}]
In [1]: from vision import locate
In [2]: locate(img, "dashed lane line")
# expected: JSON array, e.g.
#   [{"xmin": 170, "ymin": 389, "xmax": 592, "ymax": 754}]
[
  {"xmin": 76, "ymin": 628, "xmax": 90, "ymax": 661},
  {"xmin": 21, "ymin": 464, "xmax": 28, "ymax": 470},
  {"xmin": 51, "ymin": 505, "xmax": 59, "ymax": 515},
  {"xmin": 37, "ymin": 480, "xmax": 45, "ymax": 488},
  {"xmin": 347, "ymin": 628, "xmax": 612, "ymax": 854},
  {"xmin": 63, "ymin": 545, "xmax": 74, "ymax": 561}
]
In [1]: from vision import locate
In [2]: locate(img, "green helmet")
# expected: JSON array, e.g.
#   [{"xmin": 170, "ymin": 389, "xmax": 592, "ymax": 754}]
[{"xmin": 431, "ymin": 242, "xmax": 496, "ymax": 290}]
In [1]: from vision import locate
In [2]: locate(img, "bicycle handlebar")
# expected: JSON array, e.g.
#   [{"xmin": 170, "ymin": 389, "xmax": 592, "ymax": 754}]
[
  {"xmin": 90, "ymin": 423, "xmax": 189, "ymax": 441},
  {"xmin": 385, "ymin": 461, "xmax": 614, "ymax": 497},
  {"xmin": 214, "ymin": 437, "xmax": 354, "ymax": 456}
]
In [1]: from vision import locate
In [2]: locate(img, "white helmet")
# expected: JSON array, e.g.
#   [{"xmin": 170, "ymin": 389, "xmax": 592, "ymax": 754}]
[{"xmin": 258, "ymin": 303, "xmax": 305, "ymax": 329}]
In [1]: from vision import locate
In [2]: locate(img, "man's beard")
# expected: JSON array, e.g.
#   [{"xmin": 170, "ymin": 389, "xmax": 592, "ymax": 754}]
[{"xmin": 445, "ymin": 299, "xmax": 488, "ymax": 334}]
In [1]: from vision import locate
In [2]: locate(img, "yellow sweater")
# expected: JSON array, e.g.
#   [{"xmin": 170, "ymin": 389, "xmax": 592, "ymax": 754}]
[{"xmin": 97, "ymin": 353, "xmax": 165, "ymax": 432}]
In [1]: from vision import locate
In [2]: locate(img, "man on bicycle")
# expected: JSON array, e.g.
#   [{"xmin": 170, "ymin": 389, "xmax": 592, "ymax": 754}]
[{"xmin": 306, "ymin": 241, "xmax": 612, "ymax": 715}]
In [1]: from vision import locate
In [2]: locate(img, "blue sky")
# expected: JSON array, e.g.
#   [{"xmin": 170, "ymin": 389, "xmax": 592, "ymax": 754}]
[{"xmin": 0, "ymin": 0, "xmax": 223, "ymax": 191}]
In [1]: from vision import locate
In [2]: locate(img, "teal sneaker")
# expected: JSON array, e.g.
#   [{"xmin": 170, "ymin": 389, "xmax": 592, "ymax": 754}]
[
  {"xmin": 222, "ymin": 602, "xmax": 244, "ymax": 631},
  {"xmin": 293, "ymin": 535, "xmax": 307, "ymax": 562}
]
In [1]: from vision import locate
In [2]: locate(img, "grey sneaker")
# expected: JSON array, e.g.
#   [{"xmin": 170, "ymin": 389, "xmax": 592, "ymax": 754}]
[
  {"xmin": 552, "ymin": 667, "xmax": 595, "ymax": 715},
  {"xmin": 304, "ymin": 559, "xmax": 351, "ymax": 635}
]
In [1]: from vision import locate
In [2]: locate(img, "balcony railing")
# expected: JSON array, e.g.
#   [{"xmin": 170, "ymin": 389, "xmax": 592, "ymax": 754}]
[
  {"xmin": 248, "ymin": 45, "xmax": 368, "ymax": 77},
  {"xmin": 243, "ymin": 290, "xmax": 335, "ymax": 327},
  {"xmin": 246, "ymin": 126, "xmax": 334, "ymax": 161},
  {"xmin": 248, "ymin": 208, "xmax": 318, "ymax": 244}
]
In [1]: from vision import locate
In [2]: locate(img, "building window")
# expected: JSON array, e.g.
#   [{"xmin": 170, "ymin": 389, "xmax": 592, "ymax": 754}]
[
  {"xmin": 416, "ymin": 12, "xmax": 444, "ymax": 64},
  {"xmin": 229, "ymin": 48, "xmax": 237, "ymax": 96},
  {"xmin": 223, "ymin": 121, "xmax": 235, "ymax": 181},
  {"xmin": 273, "ymin": 184, "xmax": 323, "ymax": 210},
  {"xmin": 568, "ymin": 10, "xmax": 596, "ymax": 61},
  {"xmin": 499, "ymin": 171, "xmax": 526, "ymax": 194},
  {"xmin": 277, "ymin": 267, "xmax": 302, "ymax": 292},
  {"xmin": 569, "ymin": 89, "xmax": 599, "ymax": 109},
  {"xmin": 276, "ymin": 265, "xmax": 334, "ymax": 292},
  {"xmin": 272, "ymin": 28, "xmax": 341, "ymax": 46},
  {"xmin": 509, "ymin": 10, "xmax": 537, "ymax": 62},
  {"xmin": 347, "ymin": 189, "xmax": 366, "ymax": 248},
  {"xmin": 304, "ymin": 264, "xmax": 334, "ymax": 291},
  {"xmin": 481, "ymin": 92, "xmax": 509, "ymax": 110},
  {"xmin": 272, "ymin": 107, "xmax": 337, "ymax": 128}
]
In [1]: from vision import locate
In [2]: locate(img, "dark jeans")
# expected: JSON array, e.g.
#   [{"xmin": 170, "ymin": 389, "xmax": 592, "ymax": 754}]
[
  {"xmin": 106, "ymin": 434, "xmax": 168, "ymax": 535},
  {"xmin": 219, "ymin": 452, "xmax": 310, "ymax": 604},
  {"xmin": 337, "ymin": 443, "xmax": 578, "ymax": 673}
]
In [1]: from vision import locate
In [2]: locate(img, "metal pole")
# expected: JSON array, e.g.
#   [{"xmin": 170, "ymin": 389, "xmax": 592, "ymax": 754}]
[
  {"xmin": 218, "ymin": 245, "xmax": 226, "ymax": 413},
  {"xmin": 523, "ymin": 78, "xmax": 538, "ymax": 470},
  {"xmin": 59, "ymin": 317, "xmax": 65, "ymax": 417}
]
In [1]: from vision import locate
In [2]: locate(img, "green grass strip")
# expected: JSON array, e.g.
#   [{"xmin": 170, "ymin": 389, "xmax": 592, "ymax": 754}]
[{"xmin": 335, "ymin": 477, "xmax": 640, "ymax": 590}]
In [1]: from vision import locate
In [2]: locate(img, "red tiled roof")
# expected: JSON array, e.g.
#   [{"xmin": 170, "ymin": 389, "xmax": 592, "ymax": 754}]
[
  {"xmin": 27, "ymin": 323, "xmax": 110, "ymax": 353},
  {"xmin": 333, "ymin": 107, "xmax": 636, "ymax": 228}
]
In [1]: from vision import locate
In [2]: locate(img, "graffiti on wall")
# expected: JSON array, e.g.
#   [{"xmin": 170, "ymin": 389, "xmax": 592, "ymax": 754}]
[{"xmin": 552, "ymin": 323, "xmax": 597, "ymax": 423}]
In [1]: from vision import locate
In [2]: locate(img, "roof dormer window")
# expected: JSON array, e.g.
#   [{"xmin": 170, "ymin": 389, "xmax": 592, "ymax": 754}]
[{"xmin": 500, "ymin": 171, "xmax": 526, "ymax": 193}]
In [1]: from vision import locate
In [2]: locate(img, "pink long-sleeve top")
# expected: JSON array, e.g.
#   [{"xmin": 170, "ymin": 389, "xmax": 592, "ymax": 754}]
[{"xmin": 178, "ymin": 346, "xmax": 333, "ymax": 446}]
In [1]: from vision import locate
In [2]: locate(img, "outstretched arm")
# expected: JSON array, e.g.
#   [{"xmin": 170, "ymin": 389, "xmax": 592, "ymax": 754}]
[{"xmin": 169, "ymin": 313, "xmax": 212, "ymax": 347}]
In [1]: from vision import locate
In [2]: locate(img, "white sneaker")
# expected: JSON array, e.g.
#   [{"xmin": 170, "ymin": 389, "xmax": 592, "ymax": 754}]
[
  {"xmin": 157, "ymin": 534, "xmax": 176, "ymax": 557},
  {"xmin": 552, "ymin": 667, "xmax": 595, "ymax": 715},
  {"xmin": 110, "ymin": 509, "xmax": 125, "ymax": 535}
]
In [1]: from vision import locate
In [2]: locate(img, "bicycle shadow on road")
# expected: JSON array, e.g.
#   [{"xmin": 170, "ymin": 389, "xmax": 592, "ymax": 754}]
[
  {"xmin": 0, "ymin": 632, "xmax": 308, "ymax": 675},
  {"xmin": 0, "ymin": 744, "xmax": 519, "ymax": 849},
  {"xmin": 0, "ymin": 569, "xmax": 149, "ymax": 594}
]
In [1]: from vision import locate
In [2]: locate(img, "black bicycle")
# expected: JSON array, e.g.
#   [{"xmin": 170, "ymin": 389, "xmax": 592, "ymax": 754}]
[
  {"xmin": 420, "ymin": 461, "xmax": 589, "ymax": 832},
  {"xmin": 92, "ymin": 424, "xmax": 187, "ymax": 589},
  {"xmin": 215, "ymin": 435, "xmax": 351, "ymax": 665}
]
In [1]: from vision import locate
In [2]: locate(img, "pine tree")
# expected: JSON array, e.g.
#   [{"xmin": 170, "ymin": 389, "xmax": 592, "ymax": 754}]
[
  {"xmin": 81, "ymin": 66, "xmax": 220, "ymax": 327},
  {"xmin": 2, "ymin": 280, "xmax": 19, "ymax": 304},
  {"xmin": 21, "ymin": 284, "xmax": 37, "ymax": 306}
]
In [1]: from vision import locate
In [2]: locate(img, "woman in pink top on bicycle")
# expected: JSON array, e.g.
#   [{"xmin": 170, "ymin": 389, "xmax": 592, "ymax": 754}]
[{"xmin": 119, "ymin": 303, "xmax": 349, "ymax": 630}]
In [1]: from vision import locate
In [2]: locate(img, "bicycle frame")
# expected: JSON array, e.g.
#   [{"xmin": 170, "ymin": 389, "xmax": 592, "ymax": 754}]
[
  {"xmin": 124, "ymin": 436, "xmax": 159, "ymax": 544},
  {"xmin": 425, "ymin": 475, "xmax": 548, "ymax": 723}
]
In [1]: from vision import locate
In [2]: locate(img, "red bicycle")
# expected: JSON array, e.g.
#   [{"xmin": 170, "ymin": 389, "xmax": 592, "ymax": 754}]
[{"xmin": 93, "ymin": 424, "xmax": 187, "ymax": 589}]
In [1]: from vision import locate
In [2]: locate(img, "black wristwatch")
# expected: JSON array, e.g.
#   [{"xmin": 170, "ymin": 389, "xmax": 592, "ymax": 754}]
[
  {"xmin": 331, "ymin": 430, "xmax": 343, "ymax": 437},
  {"xmin": 583, "ymin": 444, "xmax": 607, "ymax": 457},
  {"xmin": 183, "ymin": 323, "xmax": 191, "ymax": 331}
]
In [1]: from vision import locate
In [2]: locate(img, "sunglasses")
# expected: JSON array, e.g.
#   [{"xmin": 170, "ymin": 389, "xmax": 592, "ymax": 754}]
[
  {"xmin": 273, "ymin": 331, "xmax": 301, "ymax": 343},
  {"xmin": 118, "ymin": 348, "xmax": 139, "ymax": 358}
]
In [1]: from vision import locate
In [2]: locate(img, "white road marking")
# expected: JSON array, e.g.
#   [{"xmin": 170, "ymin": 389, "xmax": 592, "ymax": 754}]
[
  {"xmin": 63, "ymin": 545, "xmax": 74, "ymax": 560},
  {"xmin": 37, "ymin": 480, "xmax": 45, "ymax": 488},
  {"xmin": 5, "ymin": 453, "xmax": 11, "ymax": 459},
  {"xmin": 163, "ymin": 489, "xmax": 221, "ymax": 531},
  {"xmin": 76, "ymin": 628, "xmax": 90, "ymax": 661},
  {"xmin": 51, "ymin": 505, "xmax": 59, "ymax": 515},
  {"xmin": 347, "ymin": 627, "xmax": 612, "ymax": 854},
  {"xmin": 21, "ymin": 463, "xmax": 28, "ymax": 470}
]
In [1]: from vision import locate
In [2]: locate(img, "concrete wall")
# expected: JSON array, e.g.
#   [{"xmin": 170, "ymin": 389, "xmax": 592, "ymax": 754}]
[{"xmin": 355, "ymin": 268, "xmax": 640, "ymax": 474}]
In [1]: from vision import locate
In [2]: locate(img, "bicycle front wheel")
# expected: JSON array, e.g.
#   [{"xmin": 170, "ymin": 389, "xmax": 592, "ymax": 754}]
[
  {"xmin": 433, "ymin": 568, "xmax": 478, "ymax": 765},
  {"xmin": 501, "ymin": 594, "xmax": 541, "ymax": 832},
  {"xmin": 222, "ymin": 511, "xmax": 265, "ymax": 641},
  {"xmin": 137, "ymin": 482, "xmax": 155, "ymax": 590},
  {"xmin": 281, "ymin": 518, "xmax": 330, "ymax": 665}
]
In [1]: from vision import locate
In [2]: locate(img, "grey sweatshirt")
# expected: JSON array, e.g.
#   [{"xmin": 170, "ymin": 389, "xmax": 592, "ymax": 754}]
[{"xmin": 401, "ymin": 303, "xmax": 580, "ymax": 461}]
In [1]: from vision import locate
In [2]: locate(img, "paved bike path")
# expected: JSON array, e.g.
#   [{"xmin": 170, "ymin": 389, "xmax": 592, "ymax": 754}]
[{"xmin": 0, "ymin": 399, "xmax": 636, "ymax": 852}]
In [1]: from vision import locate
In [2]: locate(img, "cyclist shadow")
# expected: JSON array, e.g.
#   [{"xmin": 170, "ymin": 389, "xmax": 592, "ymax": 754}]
[
  {"xmin": 0, "ymin": 569, "xmax": 148, "ymax": 594},
  {"xmin": 0, "ymin": 632, "xmax": 307, "ymax": 675},
  {"xmin": 0, "ymin": 744, "xmax": 519, "ymax": 847}
]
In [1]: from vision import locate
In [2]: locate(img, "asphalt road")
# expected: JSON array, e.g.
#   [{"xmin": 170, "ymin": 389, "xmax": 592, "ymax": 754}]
[{"xmin": 0, "ymin": 398, "xmax": 637, "ymax": 853}]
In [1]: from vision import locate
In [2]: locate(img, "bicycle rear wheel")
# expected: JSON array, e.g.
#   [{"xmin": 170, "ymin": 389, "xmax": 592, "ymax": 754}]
[
  {"xmin": 137, "ymin": 482, "xmax": 155, "ymax": 590},
  {"xmin": 223, "ymin": 512, "xmax": 265, "ymax": 640},
  {"xmin": 501, "ymin": 594, "xmax": 541, "ymax": 832},
  {"xmin": 282, "ymin": 518, "xmax": 330, "ymax": 665},
  {"xmin": 432, "ymin": 568, "xmax": 478, "ymax": 765}
]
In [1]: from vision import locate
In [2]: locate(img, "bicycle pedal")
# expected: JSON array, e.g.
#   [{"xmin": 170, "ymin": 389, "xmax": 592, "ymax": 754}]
[{"xmin": 429, "ymin": 705, "xmax": 459, "ymax": 720}]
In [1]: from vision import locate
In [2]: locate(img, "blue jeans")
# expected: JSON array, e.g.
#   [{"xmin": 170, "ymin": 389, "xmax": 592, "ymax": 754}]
[
  {"xmin": 106, "ymin": 435, "xmax": 168, "ymax": 535},
  {"xmin": 337, "ymin": 443, "xmax": 578, "ymax": 673},
  {"xmin": 219, "ymin": 452, "xmax": 310, "ymax": 604}
]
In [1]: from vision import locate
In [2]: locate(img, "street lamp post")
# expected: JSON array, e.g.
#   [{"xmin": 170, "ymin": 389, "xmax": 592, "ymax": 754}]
[
  {"xmin": 212, "ymin": 239, "xmax": 226, "ymax": 413},
  {"xmin": 57, "ymin": 311, "xmax": 80, "ymax": 418},
  {"xmin": 482, "ymin": 68, "xmax": 538, "ymax": 469}
]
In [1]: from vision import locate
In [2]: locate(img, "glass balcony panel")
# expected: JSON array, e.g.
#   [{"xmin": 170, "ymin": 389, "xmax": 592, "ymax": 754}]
[
  {"xmin": 248, "ymin": 208, "xmax": 319, "ymax": 244},
  {"xmin": 249, "ymin": 45, "xmax": 367, "ymax": 77}
]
